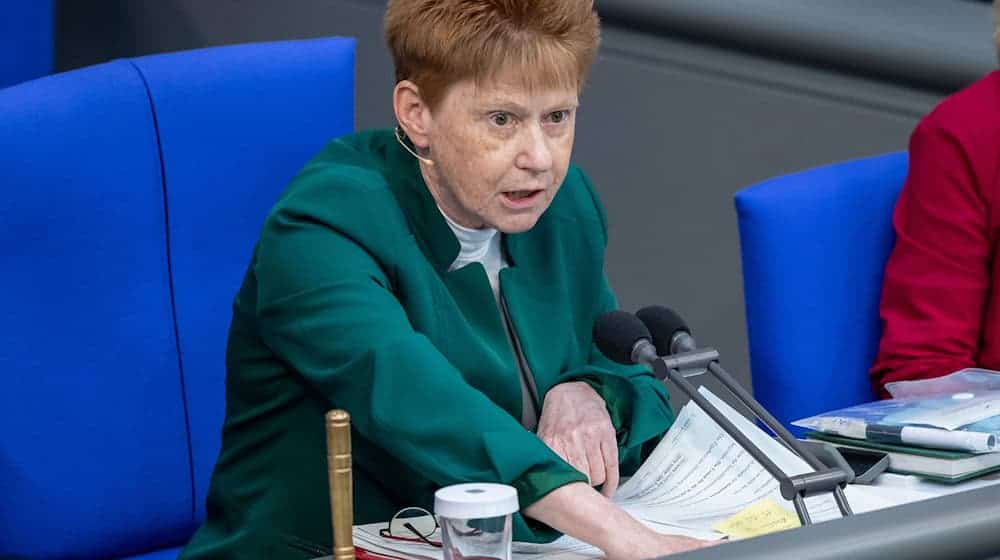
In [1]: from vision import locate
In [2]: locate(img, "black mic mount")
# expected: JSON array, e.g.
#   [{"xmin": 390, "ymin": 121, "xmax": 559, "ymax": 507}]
[{"xmin": 598, "ymin": 308, "xmax": 853, "ymax": 526}]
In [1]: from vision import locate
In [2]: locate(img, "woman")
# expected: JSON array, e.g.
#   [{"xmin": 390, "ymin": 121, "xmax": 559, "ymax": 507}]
[
  {"xmin": 870, "ymin": 1, "xmax": 1000, "ymax": 396},
  {"xmin": 180, "ymin": 1, "xmax": 712, "ymax": 559}
]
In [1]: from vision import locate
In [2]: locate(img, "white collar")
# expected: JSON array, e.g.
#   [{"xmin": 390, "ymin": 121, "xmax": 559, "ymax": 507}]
[{"xmin": 438, "ymin": 206, "xmax": 499, "ymax": 266}]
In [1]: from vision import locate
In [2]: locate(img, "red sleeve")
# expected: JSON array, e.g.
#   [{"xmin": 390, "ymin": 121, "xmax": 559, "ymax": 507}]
[{"xmin": 870, "ymin": 115, "xmax": 992, "ymax": 397}]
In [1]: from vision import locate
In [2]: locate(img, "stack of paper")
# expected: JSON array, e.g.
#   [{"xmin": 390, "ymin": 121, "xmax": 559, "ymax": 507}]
[
  {"xmin": 615, "ymin": 388, "xmax": 901, "ymax": 530},
  {"xmin": 349, "ymin": 387, "xmax": 919, "ymax": 560},
  {"xmin": 806, "ymin": 432, "xmax": 1000, "ymax": 482},
  {"xmin": 793, "ymin": 382, "xmax": 1000, "ymax": 481},
  {"xmin": 352, "ymin": 522, "xmax": 603, "ymax": 560}
]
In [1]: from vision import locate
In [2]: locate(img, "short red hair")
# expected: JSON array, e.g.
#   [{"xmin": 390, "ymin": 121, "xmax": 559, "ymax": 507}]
[{"xmin": 384, "ymin": 0, "xmax": 601, "ymax": 110}]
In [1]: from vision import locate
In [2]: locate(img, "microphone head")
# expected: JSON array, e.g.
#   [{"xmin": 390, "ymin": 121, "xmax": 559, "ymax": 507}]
[
  {"xmin": 593, "ymin": 310, "xmax": 652, "ymax": 364},
  {"xmin": 635, "ymin": 305, "xmax": 690, "ymax": 354}
]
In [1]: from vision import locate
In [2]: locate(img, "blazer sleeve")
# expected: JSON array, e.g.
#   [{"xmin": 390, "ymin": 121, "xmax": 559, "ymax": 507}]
[
  {"xmin": 550, "ymin": 168, "xmax": 676, "ymax": 475},
  {"xmin": 253, "ymin": 187, "xmax": 586, "ymax": 543},
  {"xmin": 870, "ymin": 115, "xmax": 992, "ymax": 397},
  {"xmin": 554, "ymin": 280, "xmax": 676, "ymax": 475}
]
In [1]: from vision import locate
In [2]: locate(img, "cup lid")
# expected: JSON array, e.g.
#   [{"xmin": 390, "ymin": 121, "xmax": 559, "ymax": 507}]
[{"xmin": 434, "ymin": 483, "xmax": 519, "ymax": 519}]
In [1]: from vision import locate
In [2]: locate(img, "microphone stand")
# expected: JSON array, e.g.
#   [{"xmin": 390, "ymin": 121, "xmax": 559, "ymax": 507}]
[{"xmin": 651, "ymin": 348, "xmax": 853, "ymax": 525}]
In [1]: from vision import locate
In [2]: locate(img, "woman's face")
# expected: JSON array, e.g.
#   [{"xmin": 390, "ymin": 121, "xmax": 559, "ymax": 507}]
[{"xmin": 420, "ymin": 73, "xmax": 579, "ymax": 233}]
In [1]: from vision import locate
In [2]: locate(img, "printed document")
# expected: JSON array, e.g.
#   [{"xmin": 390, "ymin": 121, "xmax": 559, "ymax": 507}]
[
  {"xmin": 615, "ymin": 387, "xmax": 900, "ymax": 530},
  {"xmin": 350, "ymin": 387, "xmax": 919, "ymax": 559}
]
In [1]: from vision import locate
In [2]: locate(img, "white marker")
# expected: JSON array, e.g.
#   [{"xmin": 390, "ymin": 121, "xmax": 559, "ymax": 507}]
[{"xmin": 814, "ymin": 418, "xmax": 996, "ymax": 454}]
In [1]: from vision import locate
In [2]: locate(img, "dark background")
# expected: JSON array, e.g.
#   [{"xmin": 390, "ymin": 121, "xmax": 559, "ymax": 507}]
[{"xmin": 54, "ymin": 0, "xmax": 998, "ymax": 407}]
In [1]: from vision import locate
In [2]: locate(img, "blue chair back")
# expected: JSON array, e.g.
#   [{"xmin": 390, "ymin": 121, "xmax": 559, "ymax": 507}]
[
  {"xmin": 133, "ymin": 38, "xmax": 355, "ymax": 523},
  {"xmin": 0, "ymin": 38, "xmax": 354, "ymax": 559},
  {"xmin": 735, "ymin": 152, "xmax": 908, "ymax": 429},
  {"xmin": 1, "ymin": 1, "xmax": 54, "ymax": 88},
  {"xmin": 0, "ymin": 59, "xmax": 191, "ymax": 559}
]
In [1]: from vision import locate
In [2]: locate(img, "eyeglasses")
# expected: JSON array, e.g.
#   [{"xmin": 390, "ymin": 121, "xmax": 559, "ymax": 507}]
[{"xmin": 379, "ymin": 506, "xmax": 442, "ymax": 548}]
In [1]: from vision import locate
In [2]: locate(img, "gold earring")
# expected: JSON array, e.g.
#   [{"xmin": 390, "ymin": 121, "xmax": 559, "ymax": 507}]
[{"xmin": 395, "ymin": 125, "xmax": 434, "ymax": 166}]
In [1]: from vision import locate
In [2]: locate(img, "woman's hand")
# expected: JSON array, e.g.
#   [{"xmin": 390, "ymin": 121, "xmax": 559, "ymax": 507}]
[
  {"xmin": 523, "ymin": 482, "xmax": 718, "ymax": 560},
  {"xmin": 608, "ymin": 532, "xmax": 717, "ymax": 560},
  {"xmin": 537, "ymin": 381, "xmax": 619, "ymax": 497}
]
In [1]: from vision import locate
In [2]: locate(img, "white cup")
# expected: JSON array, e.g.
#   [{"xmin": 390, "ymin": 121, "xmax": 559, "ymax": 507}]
[{"xmin": 434, "ymin": 483, "xmax": 519, "ymax": 560}]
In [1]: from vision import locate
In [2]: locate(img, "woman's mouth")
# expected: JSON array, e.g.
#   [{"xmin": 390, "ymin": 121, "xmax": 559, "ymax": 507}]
[{"xmin": 501, "ymin": 189, "xmax": 544, "ymax": 208}]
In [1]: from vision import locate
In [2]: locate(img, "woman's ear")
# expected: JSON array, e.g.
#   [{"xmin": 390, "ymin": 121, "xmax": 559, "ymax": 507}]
[{"xmin": 393, "ymin": 80, "xmax": 432, "ymax": 150}]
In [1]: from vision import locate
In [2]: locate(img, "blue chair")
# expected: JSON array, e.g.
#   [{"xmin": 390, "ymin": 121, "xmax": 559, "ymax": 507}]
[
  {"xmin": 1, "ymin": 1, "xmax": 54, "ymax": 88},
  {"xmin": 133, "ymin": 38, "xmax": 355, "ymax": 526},
  {"xmin": 735, "ymin": 152, "xmax": 909, "ymax": 430},
  {"xmin": 0, "ymin": 37, "xmax": 354, "ymax": 559}
]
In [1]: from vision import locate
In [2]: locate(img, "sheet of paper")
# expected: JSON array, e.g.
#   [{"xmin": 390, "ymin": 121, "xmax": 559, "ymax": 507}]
[
  {"xmin": 353, "ymin": 523, "xmax": 441, "ymax": 560},
  {"xmin": 352, "ymin": 522, "xmax": 606, "ymax": 560},
  {"xmin": 711, "ymin": 498, "xmax": 800, "ymax": 539},
  {"xmin": 885, "ymin": 394, "xmax": 1000, "ymax": 430},
  {"xmin": 346, "ymin": 387, "xmax": 952, "ymax": 560},
  {"xmin": 614, "ymin": 387, "xmax": 893, "ymax": 529}
]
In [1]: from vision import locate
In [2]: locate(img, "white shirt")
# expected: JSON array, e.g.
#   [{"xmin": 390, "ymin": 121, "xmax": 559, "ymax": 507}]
[{"xmin": 439, "ymin": 208, "xmax": 508, "ymax": 300}]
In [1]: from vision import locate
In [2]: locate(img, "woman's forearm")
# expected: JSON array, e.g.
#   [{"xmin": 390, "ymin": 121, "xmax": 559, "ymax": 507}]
[{"xmin": 523, "ymin": 482, "xmax": 710, "ymax": 559}]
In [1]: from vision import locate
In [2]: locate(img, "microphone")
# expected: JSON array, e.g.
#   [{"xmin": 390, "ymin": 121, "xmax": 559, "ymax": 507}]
[
  {"xmin": 395, "ymin": 125, "xmax": 435, "ymax": 166},
  {"xmin": 592, "ymin": 310, "xmax": 659, "ymax": 367},
  {"xmin": 635, "ymin": 305, "xmax": 696, "ymax": 354},
  {"xmin": 593, "ymin": 308, "xmax": 855, "ymax": 525}
]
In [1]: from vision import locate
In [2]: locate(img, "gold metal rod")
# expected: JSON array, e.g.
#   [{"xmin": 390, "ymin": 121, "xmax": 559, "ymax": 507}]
[{"xmin": 326, "ymin": 409, "xmax": 355, "ymax": 560}]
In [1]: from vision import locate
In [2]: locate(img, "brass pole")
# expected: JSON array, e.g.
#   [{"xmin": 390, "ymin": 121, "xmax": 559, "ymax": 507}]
[{"xmin": 326, "ymin": 409, "xmax": 355, "ymax": 560}]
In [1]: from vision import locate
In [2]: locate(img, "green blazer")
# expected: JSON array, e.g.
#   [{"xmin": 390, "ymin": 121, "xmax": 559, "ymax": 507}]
[{"xmin": 180, "ymin": 129, "xmax": 674, "ymax": 559}]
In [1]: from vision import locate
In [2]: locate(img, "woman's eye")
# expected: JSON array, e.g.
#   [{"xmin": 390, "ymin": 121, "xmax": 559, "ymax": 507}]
[{"xmin": 490, "ymin": 112, "xmax": 512, "ymax": 126}]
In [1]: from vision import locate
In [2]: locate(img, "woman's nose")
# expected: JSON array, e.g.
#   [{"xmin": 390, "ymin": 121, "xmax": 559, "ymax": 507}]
[{"xmin": 516, "ymin": 125, "xmax": 553, "ymax": 172}]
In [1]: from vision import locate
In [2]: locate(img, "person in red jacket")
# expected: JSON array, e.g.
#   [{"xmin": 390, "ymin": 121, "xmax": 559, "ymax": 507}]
[{"xmin": 870, "ymin": 6, "xmax": 1000, "ymax": 397}]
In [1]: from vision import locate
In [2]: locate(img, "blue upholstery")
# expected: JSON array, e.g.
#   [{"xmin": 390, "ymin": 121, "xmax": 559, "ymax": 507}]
[
  {"xmin": 1, "ymin": 1, "xmax": 54, "ymax": 88},
  {"xmin": 735, "ymin": 152, "xmax": 909, "ymax": 429},
  {"xmin": 133, "ymin": 37, "xmax": 355, "ymax": 523},
  {"xmin": 0, "ymin": 38, "xmax": 354, "ymax": 559},
  {"xmin": 0, "ymin": 60, "xmax": 190, "ymax": 558},
  {"xmin": 128, "ymin": 546, "xmax": 185, "ymax": 560}
]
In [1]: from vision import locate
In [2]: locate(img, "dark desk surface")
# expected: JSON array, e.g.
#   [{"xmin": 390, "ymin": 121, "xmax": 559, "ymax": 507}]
[{"xmin": 669, "ymin": 482, "xmax": 1000, "ymax": 560}]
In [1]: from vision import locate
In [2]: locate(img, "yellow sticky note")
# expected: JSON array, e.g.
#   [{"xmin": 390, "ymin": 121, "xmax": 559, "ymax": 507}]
[{"xmin": 711, "ymin": 499, "xmax": 801, "ymax": 539}]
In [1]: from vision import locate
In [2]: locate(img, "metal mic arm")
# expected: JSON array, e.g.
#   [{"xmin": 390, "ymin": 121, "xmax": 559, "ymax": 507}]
[
  {"xmin": 658, "ymin": 347, "xmax": 719, "ymax": 373},
  {"xmin": 649, "ymin": 357, "xmax": 853, "ymax": 526}
]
